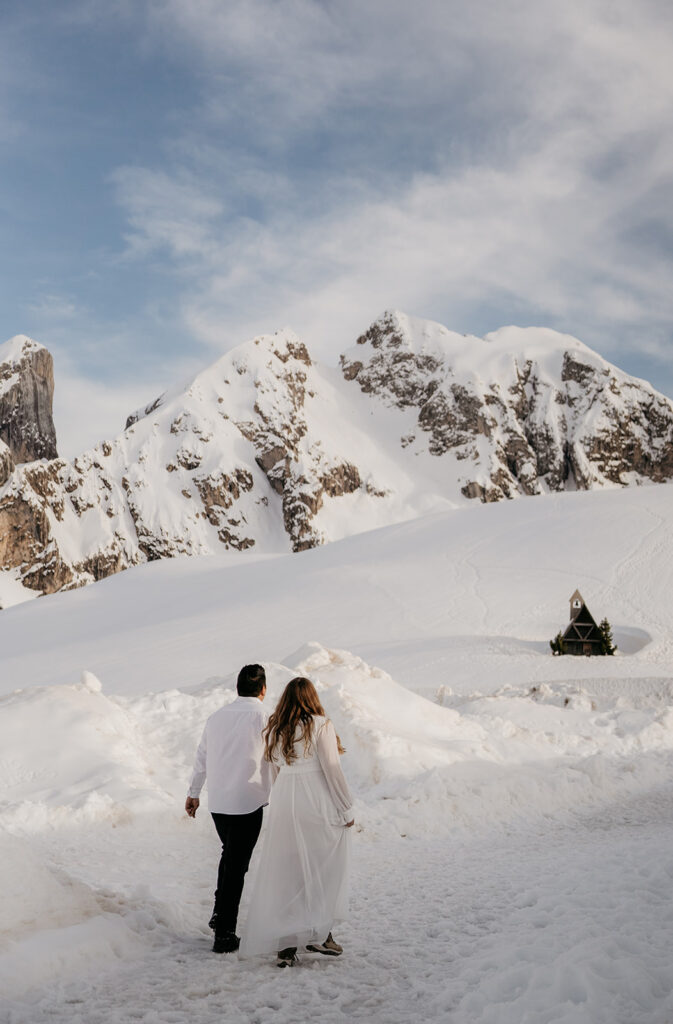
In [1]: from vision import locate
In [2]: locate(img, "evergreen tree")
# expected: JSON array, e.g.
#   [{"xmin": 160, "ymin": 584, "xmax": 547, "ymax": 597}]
[
  {"xmin": 549, "ymin": 631, "xmax": 566, "ymax": 656},
  {"xmin": 598, "ymin": 618, "xmax": 617, "ymax": 655}
]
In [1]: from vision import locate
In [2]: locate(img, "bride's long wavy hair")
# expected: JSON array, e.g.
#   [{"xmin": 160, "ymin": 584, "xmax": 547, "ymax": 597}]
[{"xmin": 264, "ymin": 676, "xmax": 345, "ymax": 764}]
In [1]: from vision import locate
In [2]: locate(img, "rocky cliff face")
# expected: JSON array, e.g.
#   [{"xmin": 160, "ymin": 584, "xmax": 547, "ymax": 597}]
[
  {"xmin": 0, "ymin": 440, "xmax": 13, "ymax": 489},
  {"xmin": 225, "ymin": 336, "xmax": 365, "ymax": 551},
  {"xmin": 0, "ymin": 336, "xmax": 58, "ymax": 464},
  {"xmin": 341, "ymin": 312, "xmax": 673, "ymax": 501},
  {"xmin": 0, "ymin": 337, "xmax": 62, "ymax": 602},
  {"xmin": 2, "ymin": 312, "xmax": 673, "ymax": 605}
]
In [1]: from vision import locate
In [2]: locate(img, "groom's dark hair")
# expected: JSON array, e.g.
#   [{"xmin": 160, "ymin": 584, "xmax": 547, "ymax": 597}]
[{"xmin": 237, "ymin": 664, "xmax": 266, "ymax": 697}]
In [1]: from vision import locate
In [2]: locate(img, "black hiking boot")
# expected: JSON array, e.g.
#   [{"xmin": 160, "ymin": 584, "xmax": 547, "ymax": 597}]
[
  {"xmin": 277, "ymin": 946, "xmax": 298, "ymax": 967},
  {"xmin": 212, "ymin": 932, "xmax": 239, "ymax": 954}
]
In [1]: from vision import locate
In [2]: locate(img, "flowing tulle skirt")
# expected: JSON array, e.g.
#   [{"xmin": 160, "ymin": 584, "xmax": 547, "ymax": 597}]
[{"xmin": 240, "ymin": 763, "xmax": 351, "ymax": 956}]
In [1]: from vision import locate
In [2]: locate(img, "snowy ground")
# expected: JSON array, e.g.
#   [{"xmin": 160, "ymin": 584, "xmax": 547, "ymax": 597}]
[
  {"xmin": 5, "ymin": 798, "xmax": 673, "ymax": 1024},
  {"xmin": 2, "ymin": 484, "xmax": 673, "ymax": 1022}
]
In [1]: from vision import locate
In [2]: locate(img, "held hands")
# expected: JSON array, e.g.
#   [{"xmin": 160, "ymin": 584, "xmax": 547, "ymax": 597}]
[{"xmin": 185, "ymin": 797, "xmax": 200, "ymax": 818}]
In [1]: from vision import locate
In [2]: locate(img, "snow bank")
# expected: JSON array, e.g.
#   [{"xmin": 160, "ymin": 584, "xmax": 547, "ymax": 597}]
[
  {"xmin": 284, "ymin": 644, "xmax": 673, "ymax": 839},
  {"xmin": 0, "ymin": 829, "xmax": 145, "ymax": 1000},
  {"xmin": 2, "ymin": 646, "xmax": 672, "ymax": 1019},
  {"xmin": 0, "ymin": 672, "xmax": 175, "ymax": 831},
  {"xmin": 3, "ymin": 647, "xmax": 672, "ymax": 842}
]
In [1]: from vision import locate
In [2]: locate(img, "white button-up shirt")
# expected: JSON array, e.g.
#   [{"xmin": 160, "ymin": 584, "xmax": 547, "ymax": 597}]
[{"xmin": 188, "ymin": 696, "xmax": 272, "ymax": 814}]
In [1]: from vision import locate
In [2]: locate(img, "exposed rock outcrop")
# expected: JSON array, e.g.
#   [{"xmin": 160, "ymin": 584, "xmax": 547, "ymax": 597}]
[
  {"xmin": 230, "ymin": 338, "xmax": 366, "ymax": 550},
  {"xmin": 341, "ymin": 311, "xmax": 673, "ymax": 502},
  {"xmin": 0, "ymin": 336, "xmax": 58, "ymax": 463},
  {"xmin": 0, "ymin": 440, "xmax": 13, "ymax": 489}
]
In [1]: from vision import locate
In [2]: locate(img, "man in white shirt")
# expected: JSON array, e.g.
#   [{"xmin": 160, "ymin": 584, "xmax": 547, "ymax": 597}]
[{"xmin": 185, "ymin": 664, "xmax": 272, "ymax": 954}]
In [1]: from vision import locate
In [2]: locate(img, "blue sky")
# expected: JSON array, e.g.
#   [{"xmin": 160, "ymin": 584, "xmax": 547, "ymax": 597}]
[{"xmin": 2, "ymin": 0, "xmax": 673, "ymax": 455}]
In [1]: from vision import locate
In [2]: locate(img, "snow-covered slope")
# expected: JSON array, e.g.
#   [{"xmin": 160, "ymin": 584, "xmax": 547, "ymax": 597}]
[
  {"xmin": 2, "ymin": 482, "xmax": 673, "ymax": 1023},
  {"xmin": 2, "ymin": 480, "xmax": 673, "ymax": 697},
  {"xmin": 2, "ymin": 311, "xmax": 673, "ymax": 605}
]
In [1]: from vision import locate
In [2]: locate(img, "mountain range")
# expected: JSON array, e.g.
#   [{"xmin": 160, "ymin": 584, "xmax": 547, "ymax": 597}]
[{"xmin": 1, "ymin": 309, "xmax": 673, "ymax": 607}]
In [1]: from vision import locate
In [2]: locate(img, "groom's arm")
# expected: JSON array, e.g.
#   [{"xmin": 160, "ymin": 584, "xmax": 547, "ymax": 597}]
[{"xmin": 185, "ymin": 724, "xmax": 208, "ymax": 817}]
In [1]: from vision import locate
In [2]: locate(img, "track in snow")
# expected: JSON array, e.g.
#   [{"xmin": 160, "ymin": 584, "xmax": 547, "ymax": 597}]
[{"xmin": 5, "ymin": 790, "xmax": 673, "ymax": 1024}]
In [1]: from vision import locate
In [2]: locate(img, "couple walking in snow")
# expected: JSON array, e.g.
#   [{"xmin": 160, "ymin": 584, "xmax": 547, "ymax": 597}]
[{"xmin": 185, "ymin": 664, "xmax": 354, "ymax": 967}]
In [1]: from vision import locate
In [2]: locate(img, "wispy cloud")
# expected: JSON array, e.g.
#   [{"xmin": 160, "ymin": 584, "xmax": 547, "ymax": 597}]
[
  {"xmin": 110, "ymin": 167, "xmax": 225, "ymax": 260},
  {"xmin": 108, "ymin": 0, "xmax": 673, "ymax": 367},
  {"xmin": 4, "ymin": 0, "xmax": 673, "ymax": 457},
  {"xmin": 28, "ymin": 293, "xmax": 80, "ymax": 321}
]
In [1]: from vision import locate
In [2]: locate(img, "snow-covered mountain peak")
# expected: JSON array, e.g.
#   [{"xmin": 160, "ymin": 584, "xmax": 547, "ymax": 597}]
[
  {"xmin": 2, "ymin": 310, "xmax": 673, "ymax": 606},
  {"xmin": 345, "ymin": 309, "xmax": 479, "ymax": 363},
  {"xmin": 124, "ymin": 328, "xmax": 311, "ymax": 433},
  {"xmin": 0, "ymin": 334, "xmax": 45, "ymax": 366},
  {"xmin": 349, "ymin": 311, "xmax": 612, "ymax": 381},
  {"xmin": 341, "ymin": 310, "xmax": 673, "ymax": 501}
]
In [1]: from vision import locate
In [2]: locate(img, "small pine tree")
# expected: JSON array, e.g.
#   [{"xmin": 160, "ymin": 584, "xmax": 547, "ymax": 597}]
[
  {"xmin": 550, "ymin": 631, "xmax": 566, "ymax": 656},
  {"xmin": 598, "ymin": 618, "xmax": 617, "ymax": 656}
]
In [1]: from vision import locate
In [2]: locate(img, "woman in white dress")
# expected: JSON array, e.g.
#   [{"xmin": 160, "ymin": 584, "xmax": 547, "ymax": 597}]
[{"xmin": 240, "ymin": 676, "xmax": 354, "ymax": 967}]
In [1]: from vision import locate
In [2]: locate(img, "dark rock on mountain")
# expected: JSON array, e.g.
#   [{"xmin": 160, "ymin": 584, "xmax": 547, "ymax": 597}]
[
  {"xmin": 0, "ymin": 441, "xmax": 13, "ymax": 489},
  {"xmin": 341, "ymin": 311, "xmax": 673, "ymax": 502},
  {"xmin": 0, "ymin": 336, "xmax": 58, "ymax": 464}
]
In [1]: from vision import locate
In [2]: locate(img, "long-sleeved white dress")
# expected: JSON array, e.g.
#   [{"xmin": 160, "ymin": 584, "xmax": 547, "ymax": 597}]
[{"xmin": 240, "ymin": 715, "xmax": 353, "ymax": 956}]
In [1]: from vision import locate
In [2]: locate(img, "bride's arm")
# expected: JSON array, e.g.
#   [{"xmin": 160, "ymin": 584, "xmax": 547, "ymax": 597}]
[{"xmin": 315, "ymin": 719, "xmax": 354, "ymax": 825}]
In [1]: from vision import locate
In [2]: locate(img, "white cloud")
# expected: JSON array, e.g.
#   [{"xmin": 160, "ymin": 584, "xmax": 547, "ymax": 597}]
[
  {"xmin": 104, "ymin": 0, "xmax": 673, "ymax": 348},
  {"xmin": 110, "ymin": 134, "xmax": 673, "ymax": 366},
  {"xmin": 28, "ymin": 294, "xmax": 79, "ymax": 321},
  {"xmin": 109, "ymin": 167, "xmax": 225, "ymax": 261}
]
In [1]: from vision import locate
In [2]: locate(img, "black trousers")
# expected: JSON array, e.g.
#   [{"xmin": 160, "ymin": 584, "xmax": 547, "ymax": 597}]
[{"xmin": 211, "ymin": 807, "xmax": 264, "ymax": 936}]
